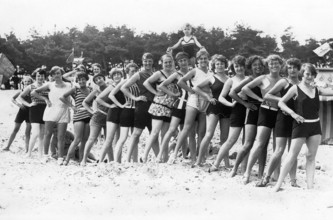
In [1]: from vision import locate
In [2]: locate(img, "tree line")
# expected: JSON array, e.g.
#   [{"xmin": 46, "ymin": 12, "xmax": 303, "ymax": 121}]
[{"xmin": 0, "ymin": 23, "xmax": 332, "ymax": 73}]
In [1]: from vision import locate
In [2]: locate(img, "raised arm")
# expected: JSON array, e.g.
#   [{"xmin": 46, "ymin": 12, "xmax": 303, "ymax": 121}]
[
  {"xmin": 218, "ymin": 78, "xmax": 235, "ymax": 107},
  {"xmin": 167, "ymin": 38, "xmax": 182, "ymax": 52},
  {"xmin": 178, "ymin": 69, "xmax": 196, "ymax": 94},
  {"xmin": 82, "ymin": 89, "xmax": 99, "ymax": 114},
  {"xmin": 242, "ymin": 75, "xmax": 264, "ymax": 102},
  {"xmin": 229, "ymin": 76, "xmax": 257, "ymax": 110},
  {"xmin": 158, "ymin": 72, "xmax": 181, "ymax": 97},
  {"xmin": 193, "ymin": 36, "xmax": 204, "ymax": 49}
]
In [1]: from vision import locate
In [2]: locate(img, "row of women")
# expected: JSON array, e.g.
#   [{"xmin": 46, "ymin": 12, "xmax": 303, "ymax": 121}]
[{"xmin": 4, "ymin": 50, "xmax": 333, "ymax": 192}]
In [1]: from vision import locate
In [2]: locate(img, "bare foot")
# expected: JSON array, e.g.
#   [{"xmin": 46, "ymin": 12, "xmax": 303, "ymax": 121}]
[
  {"xmin": 242, "ymin": 176, "xmax": 250, "ymax": 185},
  {"xmin": 207, "ymin": 164, "xmax": 218, "ymax": 173},
  {"xmin": 2, "ymin": 147, "xmax": 10, "ymax": 151},
  {"xmin": 229, "ymin": 169, "xmax": 237, "ymax": 178},
  {"xmin": 167, "ymin": 156, "xmax": 176, "ymax": 165}
]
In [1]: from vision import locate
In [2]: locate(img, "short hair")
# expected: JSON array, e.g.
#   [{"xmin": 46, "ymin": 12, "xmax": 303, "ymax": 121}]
[
  {"xmin": 230, "ymin": 55, "xmax": 246, "ymax": 73},
  {"xmin": 266, "ymin": 54, "xmax": 283, "ymax": 65},
  {"xmin": 49, "ymin": 66, "xmax": 65, "ymax": 76},
  {"xmin": 93, "ymin": 73, "xmax": 105, "ymax": 83},
  {"xmin": 175, "ymin": 52, "xmax": 189, "ymax": 61},
  {"xmin": 109, "ymin": 68, "xmax": 123, "ymax": 78},
  {"xmin": 182, "ymin": 23, "xmax": 192, "ymax": 30},
  {"xmin": 76, "ymin": 72, "xmax": 89, "ymax": 81},
  {"xmin": 142, "ymin": 52, "xmax": 153, "ymax": 60},
  {"xmin": 125, "ymin": 63, "xmax": 139, "ymax": 74},
  {"xmin": 211, "ymin": 54, "xmax": 228, "ymax": 71},
  {"xmin": 246, "ymin": 55, "xmax": 265, "ymax": 70},
  {"xmin": 22, "ymin": 76, "xmax": 33, "ymax": 84},
  {"xmin": 286, "ymin": 58, "xmax": 302, "ymax": 70},
  {"xmin": 92, "ymin": 63, "xmax": 102, "ymax": 70},
  {"xmin": 300, "ymin": 63, "xmax": 318, "ymax": 78},
  {"xmin": 32, "ymin": 68, "xmax": 47, "ymax": 77},
  {"xmin": 196, "ymin": 50, "xmax": 210, "ymax": 59}
]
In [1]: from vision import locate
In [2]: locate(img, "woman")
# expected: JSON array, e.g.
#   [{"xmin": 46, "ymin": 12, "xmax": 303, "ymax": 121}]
[
  {"xmin": 80, "ymin": 73, "xmax": 108, "ymax": 166},
  {"xmin": 141, "ymin": 54, "xmax": 177, "ymax": 162},
  {"xmin": 168, "ymin": 49, "xmax": 212, "ymax": 164},
  {"xmin": 208, "ymin": 55, "xmax": 249, "ymax": 172},
  {"xmin": 156, "ymin": 52, "xmax": 194, "ymax": 163},
  {"xmin": 96, "ymin": 68, "xmax": 124, "ymax": 163},
  {"xmin": 256, "ymin": 58, "xmax": 301, "ymax": 187},
  {"xmin": 112, "ymin": 63, "xmax": 140, "ymax": 163},
  {"xmin": 273, "ymin": 63, "xmax": 333, "ymax": 191},
  {"xmin": 242, "ymin": 54, "xmax": 283, "ymax": 184},
  {"xmin": 193, "ymin": 54, "xmax": 231, "ymax": 166},
  {"xmin": 32, "ymin": 66, "xmax": 72, "ymax": 165},
  {"xmin": 121, "ymin": 53, "xmax": 156, "ymax": 163},
  {"xmin": 18, "ymin": 69, "xmax": 48, "ymax": 158},
  {"xmin": 60, "ymin": 72, "xmax": 92, "ymax": 165},
  {"xmin": 3, "ymin": 76, "xmax": 33, "ymax": 152},
  {"xmin": 229, "ymin": 55, "xmax": 266, "ymax": 177}
]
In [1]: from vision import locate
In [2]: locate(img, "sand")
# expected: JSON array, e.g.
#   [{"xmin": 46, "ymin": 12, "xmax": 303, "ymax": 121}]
[{"xmin": 0, "ymin": 89, "xmax": 333, "ymax": 220}]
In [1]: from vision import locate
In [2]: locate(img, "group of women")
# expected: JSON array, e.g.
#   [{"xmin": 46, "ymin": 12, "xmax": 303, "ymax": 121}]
[{"xmin": 4, "ymin": 48, "xmax": 333, "ymax": 192}]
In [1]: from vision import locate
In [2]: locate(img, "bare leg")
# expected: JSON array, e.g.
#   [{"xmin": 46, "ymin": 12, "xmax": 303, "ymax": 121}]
[
  {"xmin": 57, "ymin": 123, "xmax": 68, "ymax": 161},
  {"xmin": 305, "ymin": 135, "xmax": 321, "ymax": 189},
  {"xmin": 142, "ymin": 119, "xmax": 164, "ymax": 162},
  {"xmin": 4, "ymin": 123, "xmax": 22, "ymax": 151},
  {"xmin": 114, "ymin": 126, "xmax": 130, "ymax": 163},
  {"xmin": 126, "ymin": 127, "xmax": 143, "ymax": 162},
  {"xmin": 219, "ymin": 118, "xmax": 230, "ymax": 167},
  {"xmin": 230, "ymin": 124, "xmax": 257, "ymax": 177},
  {"xmin": 81, "ymin": 126, "xmax": 102, "ymax": 166},
  {"xmin": 64, "ymin": 121, "xmax": 85, "ymax": 164},
  {"xmin": 24, "ymin": 123, "xmax": 31, "ymax": 153},
  {"xmin": 273, "ymin": 138, "xmax": 305, "ymax": 192},
  {"xmin": 99, "ymin": 122, "xmax": 118, "ymax": 162}
]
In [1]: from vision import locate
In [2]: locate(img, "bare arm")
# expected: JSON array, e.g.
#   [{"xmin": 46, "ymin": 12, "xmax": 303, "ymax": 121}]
[
  {"xmin": 121, "ymin": 72, "xmax": 146, "ymax": 102},
  {"xmin": 229, "ymin": 76, "xmax": 257, "ymax": 110},
  {"xmin": 158, "ymin": 72, "xmax": 181, "ymax": 97},
  {"xmin": 31, "ymin": 83, "xmax": 51, "ymax": 106},
  {"xmin": 96, "ymin": 85, "xmax": 114, "ymax": 108},
  {"xmin": 18, "ymin": 86, "xmax": 33, "ymax": 107},
  {"xmin": 278, "ymin": 85, "xmax": 303, "ymax": 123},
  {"xmin": 178, "ymin": 69, "xmax": 196, "ymax": 94},
  {"xmin": 63, "ymin": 69, "xmax": 78, "ymax": 82},
  {"xmin": 167, "ymin": 38, "xmax": 182, "ymax": 51},
  {"xmin": 242, "ymin": 75, "xmax": 264, "ymax": 102},
  {"xmin": 264, "ymin": 79, "xmax": 288, "ymax": 103},
  {"xmin": 109, "ymin": 80, "xmax": 126, "ymax": 108},
  {"xmin": 218, "ymin": 78, "xmax": 235, "ymax": 107},
  {"xmin": 11, "ymin": 91, "xmax": 24, "ymax": 108},
  {"xmin": 143, "ymin": 71, "xmax": 163, "ymax": 96},
  {"xmin": 192, "ymin": 76, "xmax": 214, "ymax": 102},
  {"xmin": 60, "ymin": 87, "xmax": 77, "ymax": 111},
  {"xmin": 82, "ymin": 89, "xmax": 99, "ymax": 114},
  {"xmin": 193, "ymin": 36, "xmax": 204, "ymax": 49}
]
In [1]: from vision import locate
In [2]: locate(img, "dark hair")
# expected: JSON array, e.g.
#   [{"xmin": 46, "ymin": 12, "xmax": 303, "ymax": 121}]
[
  {"xmin": 76, "ymin": 72, "xmax": 89, "ymax": 81},
  {"xmin": 175, "ymin": 52, "xmax": 189, "ymax": 61},
  {"xmin": 211, "ymin": 54, "xmax": 228, "ymax": 72},
  {"xmin": 230, "ymin": 55, "xmax": 246, "ymax": 73},
  {"xmin": 300, "ymin": 63, "xmax": 318, "ymax": 78},
  {"xmin": 286, "ymin": 58, "xmax": 302, "ymax": 70},
  {"xmin": 93, "ymin": 73, "xmax": 105, "ymax": 83},
  {"xmin": 31, "ymin": 68, "xmax": 47, "ymax": 77},
  {"xmin": 109, "ymin": 68, "xmax": 123, "ymax": 78},
  {"xmin": 245, "ymin": 55, "xmax": 265, "ymax": 75},
  {"xmin": 125, "ymin": 63, "xmax": 139, "ymax": 74}
]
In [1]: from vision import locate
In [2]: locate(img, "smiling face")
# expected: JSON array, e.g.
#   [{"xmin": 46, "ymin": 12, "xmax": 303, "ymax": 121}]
[
  {"xmin": 36, "ymin": 73, "xmax": 45, "ymax": 83},
  {"xmin": 197, "ymin": 54, "xmax": 209, "ymax": 68},
  {"xmin": 142, "ymin": 58, "xmax": 153, "ymax": 71},
  {"xmin": 77, "ymin": 77, "xmax": 87, "ymax": 88},
  {"xmin": 94, "ymin": 76, "xmax": 105, "ymax": 86},
  {"xmin": 128, "ymin": 67, "xmax": 137, "ymax": 77},
  {"xmin": 92, "ymin": 66, "xmax": 101, "ymax": 75},
  {"xmin": 287, "ymin": 64, "xmax": 299, "ymax": 79},
  {"xmin": 112, "ymin": 72, "xmax": 123, "ymax": 84},
  {"xmin": 215, "ymin": 60, "xmax": 225, "ymax": 73},
  {"xmin": 22, "ymin": 77, "xmax": 33, "ymax": 86},
  {"xmin": 251, "ymin": 59, "xmax": 264, "ymax": 76},
  {"xmin": 233, "ymin": 63, "xmax": 245, "ymax": 75},
  {"xmin": 51, "ymin": 70, "xmax": 62, "ymax": 80},
  {"xmin": 177, "ymin": 58, "xmax": 189, "ymax": 69},
  {"xmin": 162, "ymin": 56, "xmax": 174, "ymax": 71},
  {"xmin": 302, "ymin": 67, "xmax": 316, "ymax": 85},
  {"xmin": 268, "ymin": 59, "xmax": 282, "ymax": 74}
]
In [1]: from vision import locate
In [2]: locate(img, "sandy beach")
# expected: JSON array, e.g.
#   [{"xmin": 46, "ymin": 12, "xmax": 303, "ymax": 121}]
[{"xmin": 1, "ymin": 89, "xmax": 333, "ymax": 220}]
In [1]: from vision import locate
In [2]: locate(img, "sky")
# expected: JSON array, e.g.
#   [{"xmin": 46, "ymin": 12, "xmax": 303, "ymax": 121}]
[{"xmin": 1, "ymin": 0, "xmax": 333, "ymax": 44}]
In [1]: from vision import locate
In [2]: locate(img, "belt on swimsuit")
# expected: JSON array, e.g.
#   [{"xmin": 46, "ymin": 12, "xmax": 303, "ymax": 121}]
[
  {"xmin": 261, "ymin": 104, "xmax": 278, "ymax": 111},
  {"xmin": 303, "ymin": 118, "xmax": 320, "ymax": 123}
]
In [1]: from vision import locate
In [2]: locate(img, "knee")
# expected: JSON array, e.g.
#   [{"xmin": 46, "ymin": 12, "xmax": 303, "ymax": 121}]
[{"xmin": 306, "ymin": 152, "xmax": 316, "ymax": 162}]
